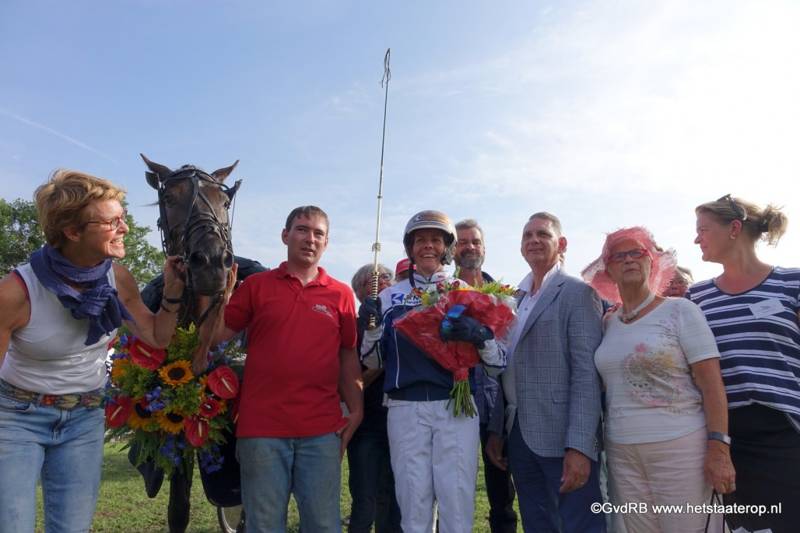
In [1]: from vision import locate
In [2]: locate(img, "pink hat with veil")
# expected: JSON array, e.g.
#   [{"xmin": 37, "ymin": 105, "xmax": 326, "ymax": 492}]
[{"xmin": 581, "ymin": 226, "xmax": 677, "ymax": 304}]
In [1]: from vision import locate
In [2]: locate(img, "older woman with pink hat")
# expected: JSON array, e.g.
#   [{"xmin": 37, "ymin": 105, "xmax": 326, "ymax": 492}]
[{"xmin": 582, "ymin": 227, "xmax": 734, "ymax": 533}]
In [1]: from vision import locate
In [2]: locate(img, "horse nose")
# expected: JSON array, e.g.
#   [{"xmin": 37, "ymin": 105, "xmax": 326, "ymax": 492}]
[
  {"xmin": 223, "ymin": 251, "xmax": 234, "ymax": 268},
  {"xmin": 189, "ymin": 251, "xmax": 209, "ymax": 268}
]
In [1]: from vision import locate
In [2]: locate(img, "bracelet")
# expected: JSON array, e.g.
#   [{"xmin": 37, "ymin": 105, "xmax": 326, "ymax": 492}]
[
  {"xmin": 708, "ymin": 431, "xmax": 731, "ymax": 446},
  {"xmin": 163, "ymin": 296, "xmax": 183, "ymax": 304},
  {"xmin": 160, "ymin": 302, "xmax": 179, "ymax": 313}
]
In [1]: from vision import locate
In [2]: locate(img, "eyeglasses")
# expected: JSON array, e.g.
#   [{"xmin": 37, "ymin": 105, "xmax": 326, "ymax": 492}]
[
  {"xmin": 608, "ymin": 248, "xmax": 649, "ymax": 263},
  {"xmin": 717, "ymin": 194, "xmax": 747, "ymax": 222},
  {"xmin": 84, "ymin": 209, "xmax": 128, "ymax": 231}
]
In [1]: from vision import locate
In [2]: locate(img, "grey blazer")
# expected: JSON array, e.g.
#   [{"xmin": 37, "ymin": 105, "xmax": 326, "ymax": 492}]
[{"xmin": 489, "ymin": 270, "xmax": 603, "ymax": 461}]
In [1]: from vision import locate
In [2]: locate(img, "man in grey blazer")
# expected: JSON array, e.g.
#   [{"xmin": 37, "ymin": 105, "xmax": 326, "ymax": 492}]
[{"xmin": 487, "ymin": 212, "xmax": 605, "ymax": 532}]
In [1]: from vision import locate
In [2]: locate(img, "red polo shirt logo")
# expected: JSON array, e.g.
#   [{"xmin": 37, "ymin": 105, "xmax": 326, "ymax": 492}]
[{"xmin": 312, "ymin": 303, "xmax": 333, "ymax": 318}]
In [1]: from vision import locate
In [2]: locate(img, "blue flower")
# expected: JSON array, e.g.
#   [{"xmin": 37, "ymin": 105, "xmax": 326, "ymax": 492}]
[
  {"xmin": 145, "ymin": 386, "xmax": 162, "ymax": 402},
  {"xmin": 198, "ymin": 446, "xmax": 225, "ymax": 473},
  {"xmin": 203, "ymin": 462, "xmax": 222, "ymax": 473},
  {"xmin": 145, "ymin": 399, "xmax": 165, "ymax": 412},
  {"xmin": 159, "ymin": 435, "xmax": 183, "ymax": 466}
]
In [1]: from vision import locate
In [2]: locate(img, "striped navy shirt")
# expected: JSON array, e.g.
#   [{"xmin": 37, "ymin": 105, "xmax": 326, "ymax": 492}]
[{"xmin": 688, "ymin": 267, "xmax": 800, "ymax": 431}]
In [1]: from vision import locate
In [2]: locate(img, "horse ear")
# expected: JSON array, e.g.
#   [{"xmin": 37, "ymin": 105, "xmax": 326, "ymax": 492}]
[
  {"xmin": 140, "ymin": 153, "xmax": 173, "ymax": 189},
  {"xmin": 226, "ymin": 179, "xmax": 243, "ymax": 200},
  {"xmin": 211, "ymin": 160, "xmax": 239, "ymax": 182}
]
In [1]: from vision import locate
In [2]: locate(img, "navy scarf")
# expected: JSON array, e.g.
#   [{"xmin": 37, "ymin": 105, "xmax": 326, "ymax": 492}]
[{"xmin": 28, "ymin": 244, "xmax": 133, "ymax": 345}]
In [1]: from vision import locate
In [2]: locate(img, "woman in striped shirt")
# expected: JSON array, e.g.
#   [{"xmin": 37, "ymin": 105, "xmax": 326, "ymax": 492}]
[{"xmin": 690, "ymin": 195, "xmax": 800, "ymax": 533}]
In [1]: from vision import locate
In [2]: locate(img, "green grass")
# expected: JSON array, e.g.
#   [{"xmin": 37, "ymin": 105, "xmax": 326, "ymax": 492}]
[{"xmin": 35, "ymin": 443, "xmax": 520, "ymax": 532}]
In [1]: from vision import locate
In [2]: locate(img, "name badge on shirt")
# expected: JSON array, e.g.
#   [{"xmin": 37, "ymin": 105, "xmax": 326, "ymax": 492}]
[{"xmin": 749, "ymin": 298, "xmax": 785, "ymax": 319}]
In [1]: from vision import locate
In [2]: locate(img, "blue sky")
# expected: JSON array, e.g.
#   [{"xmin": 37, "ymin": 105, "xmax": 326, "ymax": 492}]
[{"xmin": 2, "ymin": 0, "xmax": 798, "ymax": 287}]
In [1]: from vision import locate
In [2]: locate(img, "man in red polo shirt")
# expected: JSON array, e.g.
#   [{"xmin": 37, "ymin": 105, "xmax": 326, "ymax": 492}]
[{"xmin": 216, "ymin": 205, "xmax": 362, "ymax": 532}]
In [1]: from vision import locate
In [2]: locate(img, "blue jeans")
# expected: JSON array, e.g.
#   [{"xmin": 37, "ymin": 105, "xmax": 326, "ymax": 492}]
[
  {"xmin": 0, "ymin": 390, "xmax": 105, "ymax": 533},
  {"xmin": 507, "ymin": 421, "xmax": 605, "ymax": 533},
  {"xmin": 346, "ymin": 428, "xmax": 401, "ymax": 533},
  {"xmin": 238, "ymin": 433, "xmax": 342, "ymax": 533}
]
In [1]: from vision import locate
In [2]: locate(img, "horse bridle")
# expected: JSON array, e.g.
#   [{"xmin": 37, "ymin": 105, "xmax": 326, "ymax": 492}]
[{"xmin": 149, "ymin": 165, "xmax": 242, "ymax": 325}]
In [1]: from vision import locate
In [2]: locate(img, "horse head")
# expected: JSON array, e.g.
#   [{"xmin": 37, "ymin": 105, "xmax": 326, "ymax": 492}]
[{"xmin": 141, "ymin": 154, "xmax": 242, "ymax": 300}]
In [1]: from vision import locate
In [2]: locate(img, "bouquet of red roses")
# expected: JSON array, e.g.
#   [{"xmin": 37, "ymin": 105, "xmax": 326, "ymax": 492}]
[{"xmin": 394, "ymin": 280, "xmax": 516, "ymax": 417}]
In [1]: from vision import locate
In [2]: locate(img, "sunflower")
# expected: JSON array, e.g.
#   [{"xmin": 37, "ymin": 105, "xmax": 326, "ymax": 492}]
[
  {"xmin": 128, "ymin": 401, "xmax": 158, "ymax": 431},
  {"xmin": 110, "ymin": 358, "xmax": 131, "ymax": 383},
  {"xmin": 158, "ymin": 360, "xmax": 194, "ymax": 387},
  {"xmin": 156, "ymin": 410, "xmax": 186, "ymax": 434}
]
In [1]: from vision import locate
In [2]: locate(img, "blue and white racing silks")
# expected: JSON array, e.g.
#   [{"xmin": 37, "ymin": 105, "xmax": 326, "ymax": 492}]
[{"xmin": 361, "ymin": 270, "xmax": 506, "ymax": 400}]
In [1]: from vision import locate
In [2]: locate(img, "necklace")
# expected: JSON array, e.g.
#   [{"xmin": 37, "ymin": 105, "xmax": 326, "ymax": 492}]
[{"xmin": 619, "ymin": 292, "xmax": 656, "ymax": 323}]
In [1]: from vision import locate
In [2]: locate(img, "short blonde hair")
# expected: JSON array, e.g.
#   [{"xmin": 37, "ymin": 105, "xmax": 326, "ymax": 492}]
[
  {"xmin": 34, "ymin": 169, "xmax": 126, "ymax": 248},
  {"xmin": 696, "ymin": 195, "xmax": 788, "ymax": 246}
]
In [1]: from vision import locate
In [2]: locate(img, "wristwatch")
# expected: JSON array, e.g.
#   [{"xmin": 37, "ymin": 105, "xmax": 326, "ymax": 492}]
[{"xmin": 708, "ymin": 431, "xmax": 732, "ymax": 445}]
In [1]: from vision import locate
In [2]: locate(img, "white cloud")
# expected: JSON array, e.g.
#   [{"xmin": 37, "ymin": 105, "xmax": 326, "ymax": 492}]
[
  {"xmin": 359, "ymin": 0, "xmax": 800, "ymax": 286},
  {"xmin": 52, "ymin": 0, "xmax": 796, "ymax": 288}
]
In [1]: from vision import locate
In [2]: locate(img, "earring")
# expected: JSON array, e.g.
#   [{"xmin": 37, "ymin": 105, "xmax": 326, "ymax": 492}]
[{"xmin": 730, "ymin": 234, "xmax": 736, "ymax": 240}]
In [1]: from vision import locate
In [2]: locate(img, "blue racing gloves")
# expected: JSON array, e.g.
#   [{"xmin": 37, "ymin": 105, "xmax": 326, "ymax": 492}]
[{"xmin": 440, "ymin": 305, "xmax": 494, "ymax": 348}]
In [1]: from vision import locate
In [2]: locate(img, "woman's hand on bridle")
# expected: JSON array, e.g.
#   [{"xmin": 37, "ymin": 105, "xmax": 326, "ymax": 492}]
[{"xmin": 162, "ymin": 256, "xmax": 186, "ymax": 299}]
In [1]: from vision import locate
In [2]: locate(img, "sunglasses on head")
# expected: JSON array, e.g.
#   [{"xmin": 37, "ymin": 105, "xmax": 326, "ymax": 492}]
[{"xmin": 717, "ymin": 194, "xmax": 747, "ymax": 222}]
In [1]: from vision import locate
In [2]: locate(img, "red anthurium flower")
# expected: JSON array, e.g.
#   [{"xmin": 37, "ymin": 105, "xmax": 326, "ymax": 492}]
[
  {"xmin": 128, "ymin": 339, "xmax": 166, "ymax": 371},
  {"xmin": 184, "ymin": 416, "xmax": 210, "ymax": 447},
  {"xmin": 105, "ymin": 396, "xmax": 133, "ymax": 428},
  {"xmin": 198, "ymin": 396, "xmax": 222, "ymax": 419},
  {"xmin": 206, "ymin": 366, "xmax": 239, "ymax": 399}
]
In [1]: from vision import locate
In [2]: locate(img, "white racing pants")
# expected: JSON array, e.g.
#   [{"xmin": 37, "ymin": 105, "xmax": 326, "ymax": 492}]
[{"xmin": 386, "ymin": 398, "xmax": 479, "ymax": 533}]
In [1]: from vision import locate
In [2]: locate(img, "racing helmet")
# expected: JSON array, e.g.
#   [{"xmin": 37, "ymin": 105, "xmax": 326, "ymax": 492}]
[{"xmin": 402, "ymin": 210, "xmax": 457, "ymax": 265}]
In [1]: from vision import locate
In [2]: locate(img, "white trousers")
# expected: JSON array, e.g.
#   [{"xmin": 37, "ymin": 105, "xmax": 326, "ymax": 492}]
[
  {"xmin": 606, "ymin": 428, "xmax": 722, "ymax": 533},
  {"xmin": 386, "ymin": 398, "xmax": 479, "ymax": 533}
]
